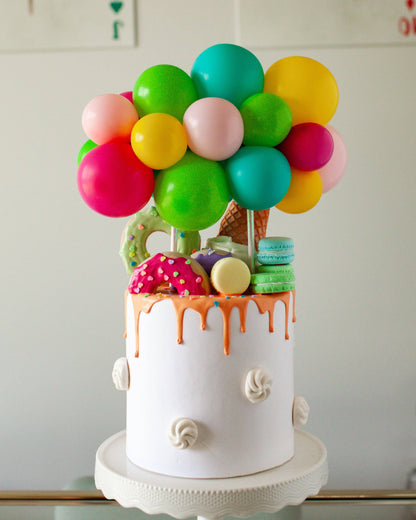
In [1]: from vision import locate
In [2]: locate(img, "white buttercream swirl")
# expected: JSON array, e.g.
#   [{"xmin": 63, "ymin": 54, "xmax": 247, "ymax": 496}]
[
  {"xmin": 112, "ymin": 357, "xmax": 130, "ymax": 391},
  {"xmin": 293, "ymin": 396, "xmax": 310, "ymax": 426},
  {"xmin": 168, "ymin": 418, "xmax": 198, "ymax": 449},
  {"xmin": 245, "ymin": 367, "xmax": 272, "ymax": 403}
]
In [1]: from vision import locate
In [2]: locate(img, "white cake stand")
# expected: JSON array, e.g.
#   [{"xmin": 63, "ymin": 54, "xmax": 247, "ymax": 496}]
[{"xmin": 95, "ymin": 429, "xmax": 328, "ymax": 520}]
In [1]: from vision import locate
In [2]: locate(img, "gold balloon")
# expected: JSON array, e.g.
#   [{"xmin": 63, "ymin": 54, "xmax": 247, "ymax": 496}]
[
  {"xmin": 276, "ymin": 168, "xmax": 322, "ymax": 214},
  {"xmin": 264, "ymin": 56, "xmax": 338, "ymax": 126},
  {"xmin": 131, "ymin": 113, "xmax": 188, "ymax": 170}
]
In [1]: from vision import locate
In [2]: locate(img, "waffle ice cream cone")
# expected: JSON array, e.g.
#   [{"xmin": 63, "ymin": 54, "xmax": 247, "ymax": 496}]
[{"xmin": 218, "ymin": 200, "xmax": 270, "ymax": 248}]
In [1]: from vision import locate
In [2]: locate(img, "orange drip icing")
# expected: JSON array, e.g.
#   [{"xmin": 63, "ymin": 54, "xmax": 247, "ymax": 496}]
[
  {"xmin": 126, "ymin": 291, "xmax": 295, "ymax": 357},
  {"xmin": 170, "ymin": 297, "xmax": 213, "ymax": 344},
  {"xmin": 217, "ymin": 298, "xmax": 250, "ymax": 355},
  {"xmin": 292, "ymin": 290, "xmax": 297, "ymax": 322},
  {"xmin": 252, "ymin": 291, "xmax": 292, "ymax": 339},
  {"xmin": 129, "ymin": 294, "xmax": 164, "ymax": 357},
  {"xmin": 124, "ymin": 290, "xmax": 128, "ymax": 339}
]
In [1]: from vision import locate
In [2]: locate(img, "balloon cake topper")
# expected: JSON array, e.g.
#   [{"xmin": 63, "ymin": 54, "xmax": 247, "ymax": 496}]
[{"xmin": 77, "ymin": 43, "xmax": 347, "ymax": 272}]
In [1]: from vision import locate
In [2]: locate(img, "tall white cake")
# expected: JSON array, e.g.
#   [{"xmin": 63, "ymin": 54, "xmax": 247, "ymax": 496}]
[{"xmin": 112, "ymin": 290, "xmax": 309, "ymax": 479}]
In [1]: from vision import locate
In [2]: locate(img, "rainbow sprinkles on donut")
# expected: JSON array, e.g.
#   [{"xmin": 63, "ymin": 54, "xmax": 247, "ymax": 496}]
[{"xmin": 78, "ymin": 44, "xmax": 346, "ymax": 481}]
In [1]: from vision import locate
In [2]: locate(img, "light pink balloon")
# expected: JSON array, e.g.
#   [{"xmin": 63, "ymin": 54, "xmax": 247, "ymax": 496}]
[
  {"xmin": 82, "ymin": 93, "xmax": 139, "ymax": 145},
  {"xmin": 318, "ymin": 125, "xmax": 347, "ymax": 193},
  {"xmin": 183, "ymin": 97, "xmax": 244, "ymax": 161}
]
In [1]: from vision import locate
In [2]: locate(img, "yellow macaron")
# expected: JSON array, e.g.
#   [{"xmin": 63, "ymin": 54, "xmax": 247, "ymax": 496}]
[{"xmin": 210, "ymin": 257, "xmax": 251, "ymax": 296}]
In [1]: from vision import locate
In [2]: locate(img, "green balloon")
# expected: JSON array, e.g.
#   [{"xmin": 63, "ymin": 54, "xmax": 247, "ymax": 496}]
[
  {"xmin": 133, "ymin": 64, "xmax": 198, "ymax": 121},
  {"xmin": 154, "ymin": 152, "xmax": 229, "ymax": 231},
  {"xmin": 77, "ymin": 139, "xmax": 97, "ymax": 166},
  {"xmin": 240, "ymin": 92, "xmax": 292, "ymax": 147}
]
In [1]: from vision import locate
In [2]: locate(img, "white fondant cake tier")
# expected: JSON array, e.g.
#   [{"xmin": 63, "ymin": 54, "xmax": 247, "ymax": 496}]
[{"xmin": 121, "ymin": 291, "xmax": 296, "ymax": 479}]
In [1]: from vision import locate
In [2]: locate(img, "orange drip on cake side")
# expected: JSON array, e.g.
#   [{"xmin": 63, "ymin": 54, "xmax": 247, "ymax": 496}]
[
  {"xmin": 251, "ymin": 291, "xmax": 293, "ymax": 339},
  {"xmin": 170, "ymin": 296, "xmax": 213, "ymax": 344},
  {"xmin": 129, "ymin": 293, "xmax": 165, "ymax": 357},
  {"xmin": 292, "ymin": 289, "xmax": 297, "ymax": 322},
  {"xmin": 215, "ymin": 297, "xmax": 250, "ymax": 355},
  {"xmin": 126, "ymin": 292, "xmax": 296, "ymax": 357}
]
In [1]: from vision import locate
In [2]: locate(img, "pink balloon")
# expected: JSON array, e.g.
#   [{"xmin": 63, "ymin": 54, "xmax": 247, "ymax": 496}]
[
  {"xmin": 77, "ymin": 142, "xmax": 154, "ymax": 217},
  {"xmin": 278, "ymin": 122, "xmax": 334, "ymax": 171},
  {"xmin": 183, "ymin": 97, "xmax": 244, "ymax": 161},
  {"xmin": 82, "ymin": 93, "xmax": 139, "ymax": 145},
  {"xmin": 120, "ymin": 91, "xmax": 133, "ymax": 103},
  {"xmin": 318, "ymin": 125, "xmax": 347, "ymax": 193}
]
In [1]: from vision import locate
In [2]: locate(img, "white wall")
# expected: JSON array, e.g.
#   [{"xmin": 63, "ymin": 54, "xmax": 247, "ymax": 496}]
[{"xmin": 1, "ymin": 0, "xmax": 415, "ymax": 490}]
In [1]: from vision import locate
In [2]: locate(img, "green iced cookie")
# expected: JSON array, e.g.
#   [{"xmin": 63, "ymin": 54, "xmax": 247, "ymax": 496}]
[{"xmin": 120, "ymin": 206, "xmax": 201, "ymax": 275}]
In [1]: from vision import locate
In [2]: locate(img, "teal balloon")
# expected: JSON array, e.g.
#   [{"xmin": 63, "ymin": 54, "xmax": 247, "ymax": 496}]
[
  {"xmin": 133, "ymin": 64, "xmax": 198, "ymax": 121},
  {"xmin": 77, "ymin": 139, "xmax": 97, "ymax": 165},
  {"xmin": 154, "ymin": 152, "xmax": 229, "ymax": 231},
  {"xmin": 225, "ymin": 147, "xmax": 291, "ymax": 211},
  {"xmin": 191, "ymin": 44, "xmax": 264, "ymax": 108},
  {"xmin": 240, "ymin": 93, "xmax": 292, "ymax": 147}
]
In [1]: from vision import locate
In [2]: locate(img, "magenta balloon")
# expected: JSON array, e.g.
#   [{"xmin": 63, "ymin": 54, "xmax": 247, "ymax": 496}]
[
  {"xmin": 120, "ymin": 91, "xmax": 134, "ymax": 103},
  {"xmin": 318, "ymin": 125, "xmax": 347, "ymax": 193},
  {"xmin": 77, "ymin": 142, "xmax": 154, "ymax": 217},
  {"xmin": 278, "ymin": 122, "xmax": 334, "ymax": 171},
  {"xmin": 183, "ymin": 97, "xmax": 244, "ymax": 161}
]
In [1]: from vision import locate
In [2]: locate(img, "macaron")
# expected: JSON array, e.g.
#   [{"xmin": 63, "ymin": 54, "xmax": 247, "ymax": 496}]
[
  {"xmin": 256, "ymin": 237, "xmax": 294, "ymax": 265},
  {"xmin": 192, "ymin": 247, "xmax": 232, "ymax": 275},
  {"xmin": 250, "ymin": 264, "xmax": 295, "ymax": 294},
  {"xmin": 211, "ymin": 257, "xmax": 251, "ymax": 296}
]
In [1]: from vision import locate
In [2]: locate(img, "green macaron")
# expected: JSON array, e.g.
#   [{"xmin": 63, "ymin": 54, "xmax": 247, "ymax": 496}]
[{"xmin": 250, "ymin": 264, "xmax": 295, "ymax": 294}]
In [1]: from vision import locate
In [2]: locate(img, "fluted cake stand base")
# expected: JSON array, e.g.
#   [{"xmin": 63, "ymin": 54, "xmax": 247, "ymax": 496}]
[{"xmin": 95, "ymin": 429, "xmax": 328, "ymax": 520}]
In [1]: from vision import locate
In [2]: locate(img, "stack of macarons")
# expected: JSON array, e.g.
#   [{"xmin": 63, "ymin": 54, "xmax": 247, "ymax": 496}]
[{"xmin": 250, "ymin": 237, "xmax": 295, "ymax": 294}]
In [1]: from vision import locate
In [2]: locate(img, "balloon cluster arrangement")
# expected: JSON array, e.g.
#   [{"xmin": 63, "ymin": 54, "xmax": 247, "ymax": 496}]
[{"xmin": 77, "ymin": 43, "xmax": 347, "ymax": 233}]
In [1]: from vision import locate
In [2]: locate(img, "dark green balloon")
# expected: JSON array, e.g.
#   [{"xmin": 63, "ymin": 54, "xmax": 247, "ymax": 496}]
[
  {"xmin": 240, "ymin": 92, "xmax": 292, "ymax": 147},
  {"xmin": 154, "ymin": 152, "xmax": 229, "ymax": 231}
]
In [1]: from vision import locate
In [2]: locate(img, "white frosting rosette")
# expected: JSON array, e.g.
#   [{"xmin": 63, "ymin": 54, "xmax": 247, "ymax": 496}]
[
  {"xmin": 293, "ymin": 396, "xmax": 310, "ymax": 426},
  {"xmin": 168, "ymin": 418, "xmax": 198, "ymax": 449},
  {"xmin": 112, "ymin": 357, "xmax": 130, "ymax": 391},
  {"xmin": 244, "ymin": 367, "xmax": 272, "ymax": 403}
]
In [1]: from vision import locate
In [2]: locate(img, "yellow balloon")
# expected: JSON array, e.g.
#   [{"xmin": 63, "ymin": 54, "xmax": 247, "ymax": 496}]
[
  {"xmin": 276, "ymin": 168, "xmax": 322, "ymax": 214},
  {"xmin": 131, "ymin": 113, "xmax": 188, "ymax": 170},
  {"xmin": 264, "ymin": 56, "xmax": 338, "ymax": 126}
]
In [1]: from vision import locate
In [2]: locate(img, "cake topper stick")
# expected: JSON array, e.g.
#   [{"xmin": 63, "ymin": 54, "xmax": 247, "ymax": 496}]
[
  {"xmin": 247, "ymin": 209, "xmax": 255, "ymax": 273},
  {"xmin": 170, "ymin": 227, "xmax": 177, "ymax": 252},
  {"xmin": 169, "ymin": 226, "xmax": 178, "ymax": 291}
]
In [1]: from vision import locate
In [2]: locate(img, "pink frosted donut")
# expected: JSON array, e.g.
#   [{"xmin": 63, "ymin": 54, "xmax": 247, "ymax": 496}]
[{"xmin": 128, "ymin": 252, "xmax": 210, "ymax": 296}]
